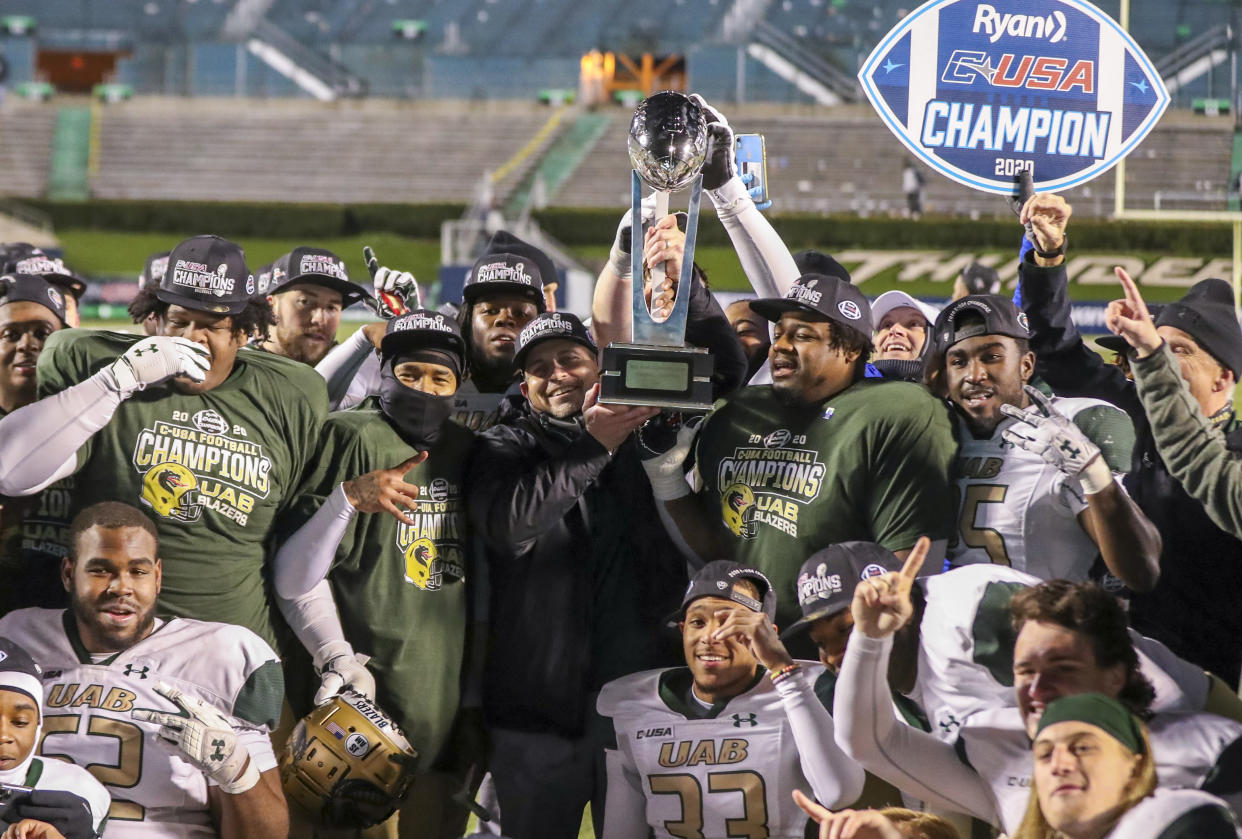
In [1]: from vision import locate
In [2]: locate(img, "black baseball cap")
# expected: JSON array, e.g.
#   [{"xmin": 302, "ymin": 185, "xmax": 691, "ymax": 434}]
[
  {"xmin": 750, "ymin": 273, "xmax": 873, "ymax": 335},
  {"xmin": 268, "ymin": 246, "xmax": 371, "ymax": 309},
  {"xmin": 931, "ymin": 294, "xmax": 1030, "ymax": 356},
  {"xmin": 781, "ymin": 542, "xmax": 901, "ymax": 640},
  {"xmin": 1155, "ymin": 278, "xmax": 1242, "ymax": 377},
  {"xmin": 380, "ymin": 308, "xmax": 466, "ymax": 361},
  {"xmin": 0, "ymin": 273, "xmax": 69, "ymax": 326},
  {"xmin": 253, "ymin": 263, "xmax": 274, "ymax": 296},
  {"xmin": 157, "ymin": 235, "xmax": 254, "ymax": 316},
  {"xmin": 793, "ymin": 249, "xmax": 852, "ymax": 285},
  {"xmin": 485, "ymin": 231, "xmax": 557, "ymax": 293},
  {"xmin": 960, "ymin": 262, "xmax": 1001, "ymax": 296},
  {"xmin": 463, "ymin": 252, "xmax": 545, "ymax": 310},
  {"xmin": 1, "ymin": 243, "xmax": 87, "ymax": 299},
  {"xmin": 0, "ymin": 637, "xmax": 45, "ymax": 713},
  {"xmin": 139, "ymin": 251, "xmax": 170, "ymax": 291},
  {"xmin": 666, "ymin": 560, "xmax": 777, "ymax": 628},
  {"xmin": 513, "ymin": 312, "xmax": 597, "ymax": 370}
]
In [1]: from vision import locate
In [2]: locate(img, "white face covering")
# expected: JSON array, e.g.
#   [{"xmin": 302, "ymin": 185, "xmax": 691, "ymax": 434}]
[{"xmin": 0, "ymin": 675, "xmax": 45, "ymax": 785}]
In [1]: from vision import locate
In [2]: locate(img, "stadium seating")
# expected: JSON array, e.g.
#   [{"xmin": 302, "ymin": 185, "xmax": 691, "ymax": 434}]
[{"xmin": 0, "ymin": 100, "xmax": 58, "ymax": 199}]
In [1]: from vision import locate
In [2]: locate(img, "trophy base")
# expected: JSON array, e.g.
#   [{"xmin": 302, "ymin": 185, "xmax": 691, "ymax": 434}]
[{"xmin": 599, "ymin": 343, "xmax": 715, "ymax": 411}]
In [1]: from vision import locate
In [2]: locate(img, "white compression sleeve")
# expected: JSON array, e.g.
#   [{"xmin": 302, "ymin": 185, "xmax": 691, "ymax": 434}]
[
  {"xmin": 835, "ymin": 631, "xmax": 997, "ymax": 822},
  {"xmin": 774, "ymin": 666, "xmax": 866, "ymax": 808},
  {"xmin": 276, "ymin": 579, "xmax": 349, "ymax": 668},
  {"xmin": 709, "ymin": 177, "xmax": 799, "ymax": 298},
  {"xmin": 0, "ymin": 372, "xmax": 120, "ymax": 496},
  {"xmin": 272, "ymin": 483, "xmax": 356, "ymax": 600},
  {"xmin": 315, "ymin": 328, "xmax": 377, "ymax": 411},
  {"xmin": 600, "ymin": 747, "xmax": 650, "ymax": 839}
]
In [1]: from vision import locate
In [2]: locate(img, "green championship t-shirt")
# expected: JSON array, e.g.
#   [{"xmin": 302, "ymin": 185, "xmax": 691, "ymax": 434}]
[
  {"xmin": 286, "ymin": 398, "xmax": 474, "ymax": 769},
  {"xmin": 694, "ymin": 380, "xmax": 958, "ymax": 627},
  {"xmin": 36, "ymin": 329, "xmax": 328, "ymax": 647}
]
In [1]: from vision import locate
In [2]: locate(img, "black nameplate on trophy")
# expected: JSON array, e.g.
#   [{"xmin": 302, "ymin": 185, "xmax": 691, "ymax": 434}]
[{"xmin": 600, "ymin": 343, "xmax": 714, "ymax": 410}]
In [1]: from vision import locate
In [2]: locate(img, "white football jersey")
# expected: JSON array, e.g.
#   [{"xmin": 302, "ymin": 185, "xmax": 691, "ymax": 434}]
[
  {"xmin": 913, "ymin": 565, "xmax": 1207, "ymax": 743},
  {"xmin": 957, "ymin": 707, "xmax": 1242, "ymax": 833},
  {"xmin": 947, "ymin": 396, "xmax": 1130, "ymax": 580},
  {"xmin": 598, "ymin": 664, "xmax": 854, "ymax": 839},
  {"xmin": 1106, "ymin": 789, "xmax": 1241, "ymax": 838},
  {"xmin": 0, "ymin": 609, "xmax": 282, "ymax": 838}
]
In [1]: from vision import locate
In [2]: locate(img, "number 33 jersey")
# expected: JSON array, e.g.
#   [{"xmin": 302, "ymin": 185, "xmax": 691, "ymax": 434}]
[
  {"xmin": 947, "ymin": 395, "xmax": 1134, "ymax": 580},
  {"xmin": 0, "ymin": 608, "xmax": 284, "ymax": 838},
  {"xmin": 598, "ymin": 664, "xmax": 863, "ymax": 839}
]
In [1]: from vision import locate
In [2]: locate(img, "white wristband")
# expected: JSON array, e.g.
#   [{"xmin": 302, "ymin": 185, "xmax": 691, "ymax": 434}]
[
  {"xmin": 1079, "ymin": 456, "xmax": 1114, "ymax": 495},
  {"xmin": 643, "ymin": 466, "xmax": 692, "ymax": 501},
  {"xmin": 217, "ymin": 755, "xmax": 260, "ymax": 795},
  {"xmin": 708, "ymin": 177, "xmax": 753, "ymax": 217}
]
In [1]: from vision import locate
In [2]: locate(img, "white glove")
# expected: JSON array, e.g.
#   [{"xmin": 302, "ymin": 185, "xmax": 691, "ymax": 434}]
[
  {"xmin": 132, "ymin": 682, "xmax": 259, "ymax": 794},
  {"xmin": 314, "ymin": 639, "xmax": 377, "ymax": 705},
  {"xmin": 372, "ymin": 265, "xmax": 421, "ymax": 314},
  {"xmin": 639, "ymin": 419, "xmax": 701, "ymax": 501},
  {"xmin": 609, "ymin": 193, "xmax": 660, "ymax": 280},
  {"xmin": 101, "ymin": 337, "xmax": 210, "ymax": 398},
  {"xmin": 1000, "ymin": 385, "xmax": 1113, "ymax": 494}
]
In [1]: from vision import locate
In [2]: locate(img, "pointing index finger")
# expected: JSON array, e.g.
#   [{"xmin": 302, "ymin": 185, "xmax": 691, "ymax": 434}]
[
  {"xmin": 363, "ymin": 246, "xmax": 379, "ymax": 279},
  {"xmin": 899, "ymin": 537, "xmax": 929, "ymax": 582},
  {"xmin": 1114, "ymin": 266, "xmax": 1149, "ymax": 317}
]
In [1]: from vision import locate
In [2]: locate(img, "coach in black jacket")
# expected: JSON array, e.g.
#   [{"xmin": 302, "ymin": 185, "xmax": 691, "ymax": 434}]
[
  {"xmin": 1018, "ymin": 193, "xmax": 1242, "ymax": 686},
  {"xmin": 468, "ymin": 312, "xmax": 688, "ymax": 839}
]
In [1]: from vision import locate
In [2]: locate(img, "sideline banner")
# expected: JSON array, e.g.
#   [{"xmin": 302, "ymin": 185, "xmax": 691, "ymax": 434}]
[{"xmin": 859, "ymin": 0, "xmax": 1169, "ymax": 194}]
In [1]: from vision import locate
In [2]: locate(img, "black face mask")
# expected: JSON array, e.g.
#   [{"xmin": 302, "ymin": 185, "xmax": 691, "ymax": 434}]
[{"xmin": 378, "ymin": 360, "xmax": 455, "ymax": 449}]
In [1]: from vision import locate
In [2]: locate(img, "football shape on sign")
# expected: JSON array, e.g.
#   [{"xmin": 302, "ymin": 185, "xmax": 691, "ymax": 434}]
[{"xmin": 859, "ymin": 0, "xmax": 1169, "ymax": 194}]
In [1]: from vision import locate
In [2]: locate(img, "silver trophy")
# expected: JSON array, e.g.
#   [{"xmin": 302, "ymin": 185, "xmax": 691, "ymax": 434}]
[{"xmin": 601, "ymin": 91, "xmax": 715, "ymax": 410}]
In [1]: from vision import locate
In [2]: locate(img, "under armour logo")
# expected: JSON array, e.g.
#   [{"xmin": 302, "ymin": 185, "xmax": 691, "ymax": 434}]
[
  {"xmin": 123, "ymin": 664, "xmax": 150, "ymax": 679},
  {"xmin": 210, "ymin": 739, "xmax": 226, "ymax": 761},
  {"xmin": 939, "ymin": 714, "xmax": 961, "ymax": 734},
  {"xmin": 1058, "ymin": 440, "xmax": 1081, "ymax": 458},
  {"xmin": 131, "ymin": 347, "xmax": 157, "ymax": 357},
  {"xmin": 731, "ymin": 713, "xmax": 758, "ymax": 728}
]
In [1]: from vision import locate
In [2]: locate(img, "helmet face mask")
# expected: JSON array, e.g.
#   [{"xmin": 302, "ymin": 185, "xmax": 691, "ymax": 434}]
[
  {"xmin": 628, "ymin": 91, "xmax": 709, "ymax": 192},
  {"xmin": 280, "ymin": 690, "xmax": 418, "ymax": 829}
]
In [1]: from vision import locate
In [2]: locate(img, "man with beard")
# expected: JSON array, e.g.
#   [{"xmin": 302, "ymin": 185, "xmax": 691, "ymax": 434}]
[
  {"xmin": 257, "ymin": 246, "xmax": 371, "ymax": 366},
  {"xmin": 0, "ymin": 235, "xmax": 327, "ymax": 649},
  {"xmin": 833, "ymin": 551, "xmax": 1242, "ymax": 834},
  {"xmin": 922, "ymin": 295, "xmax": 1161, "ymax": 588},
  {"xmin": 0, "ymin": 501, "xmax": 287, "ymax": 838},
  {"xmin": 316, "ymin": 232, "xmax": 549, "ymax": 431},
  {"xmin": 274, "ymin": 310, "xmax": 477, "ymax": 837},
  {"xmin": 467, "ymin": 312, "xmax": 688, "ymax": 839},
  {"xmin": 0, "ymin": 275, "xmax": 72, "ymax": 614},
  {"xmin": 645, "ymin": 272, "xmax": 957, "ymax": 630}
]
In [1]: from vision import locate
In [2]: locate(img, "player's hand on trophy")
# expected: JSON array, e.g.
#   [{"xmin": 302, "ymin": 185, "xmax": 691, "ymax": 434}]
[
  {"xmin": 583, "ymin": 383, "xmax": 659, "ymax": 454},
  {"xmin": 342, "ymin": 454, "xmax": 429, "ymax": 527},
  {"xmin": 1001, "ymin": 385, "xmax": 1111, "ymax": 494},
  {"xmin": 102, "ymin": 337, "xmax": 210, "ymax": 397},
  {"xmin": 1105, "ymin": 266, "xmax": 1162, "ymax": 358},
  {"xmin": 689, "ymin": 94, "xmax": 736, "ymax": 191},
  {"xmin": 852, "ymin": 537, "xmax": 927, "ymax": 639},
  {"xmin": 609, "ymin": 192, "xmax": 661, "ymax": 279},
  {"xmin": 314, "ymin": 639, "xmax": 377, "ymax": 705},
  {"xmin": 1020, "ymin": 193, "xmax": 1072, "ymax": 258},
  {"xmin": 711, "ymin": 607, "xmax": 795, "ymax": 673},
  {"xmin": 363, "ymin": 245, "xmax": 420, "ymax": 318},
  {"xmin": 643, "ymin": 214, "xmax": 685, "ymax": 321},
  {"xmin": 133, "ymin": 683, "xmax": 259, "ymax": 795},
  {"xmin": 791, "ymin": 791, "xmax": 905, "ymax": 839}
]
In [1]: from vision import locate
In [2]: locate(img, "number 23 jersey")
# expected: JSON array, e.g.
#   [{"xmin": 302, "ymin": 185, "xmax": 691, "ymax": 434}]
[{"xmin": 0, "ymin": 608, "xmax": 283, "ymax": 839}]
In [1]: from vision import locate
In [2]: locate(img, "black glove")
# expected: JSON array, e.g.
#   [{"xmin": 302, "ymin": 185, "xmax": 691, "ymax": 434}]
[
  {"xmin": 16, "ymin": 789, "xmax": 96, "ymax": 839},
  {"xmin": 690, "ymin": 94, "xmax": 737, "ymax": 191}
]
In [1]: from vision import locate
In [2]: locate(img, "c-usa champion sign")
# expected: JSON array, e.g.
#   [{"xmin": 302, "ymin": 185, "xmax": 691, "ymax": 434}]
[{"xmin": 859, "ymin": 0, "xmax": 1168, "ymax": 194}]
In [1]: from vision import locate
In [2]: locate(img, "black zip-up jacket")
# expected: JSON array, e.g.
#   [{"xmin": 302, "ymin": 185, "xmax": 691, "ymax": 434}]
[
  {"xmin": 468, "ymin": 412, "xmax": 687, "ymax": 737},
  {"xmin": 1019, "ymin": 255, "xmax": 1242, "ymax": 684}
]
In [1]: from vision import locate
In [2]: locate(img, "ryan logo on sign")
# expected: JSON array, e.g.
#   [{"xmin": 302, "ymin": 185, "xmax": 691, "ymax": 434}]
[{"xmin": 859, "ymin": 0, "xmax": 1168, "ymax": 194}]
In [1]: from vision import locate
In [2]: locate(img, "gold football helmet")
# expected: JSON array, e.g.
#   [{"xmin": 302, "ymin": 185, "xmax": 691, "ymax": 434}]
[
  {"xmin": 140, "ymin": 462, "xmax": 200, "ymax": 521},
  {"xmin": 281, "ymin": 690, "xmax": 418, "ymax": 829},
  {"xmin": 721, "ymin": 482, "xmax": 758, "ymax": 538},
  {"xmin": 403, "ymin": 538, "xmax": 441, "ymax": 590}
]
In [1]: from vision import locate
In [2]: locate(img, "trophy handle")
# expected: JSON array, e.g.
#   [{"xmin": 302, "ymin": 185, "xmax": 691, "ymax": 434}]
[{"xmin": 630, "ymin": 170, "xmax": 701, "ymax": 347}]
